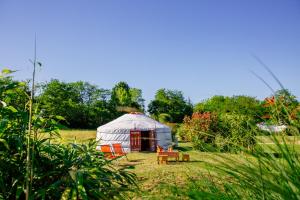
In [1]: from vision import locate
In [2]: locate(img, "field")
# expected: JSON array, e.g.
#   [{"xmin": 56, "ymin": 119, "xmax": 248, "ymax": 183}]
[
  {"xmin": 57, "ymin": 130, "xmax": 300, "ymax": 199},
  {"xmin": 121, "ymin": 145, "xmax": 244, "ymax": 199},
  {"xmin": 49, "ymin": 129, "xmax": 96, "ymax": 143}
]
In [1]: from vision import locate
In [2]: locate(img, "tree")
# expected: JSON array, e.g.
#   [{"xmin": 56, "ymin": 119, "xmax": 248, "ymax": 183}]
[
  {"xmin": 148, "ymin": 89, "xmax": 193, "ymax": 123},
  {"xmin": 37, "ymin": 80, "xmax": 114, "ymax": 128},
  {"xmin": 130, "ymin": 88, "xmax": 145, "ymax": 111},
  {"xmin": 111, "ymin": 81, "xmax": 145, "ymax": 112},
  {"xmin": 262, "ymin": 89, "xmax": 299, "ymax": 125},
  {"xmin": 194, "ymin": 95, "xmax": 262, "ymax": 120},
  {"xmin": 111, "ymin": 82, "xmax": 132, "ymax": 107}
]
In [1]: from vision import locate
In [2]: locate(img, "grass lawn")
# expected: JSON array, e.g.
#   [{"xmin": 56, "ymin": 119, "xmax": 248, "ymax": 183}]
[
  {"xmin": 57, "ymin": 130, "xmax": 300, "ymax": 199},
  {"xmin": 119, "ymin": 144, "xmax": 242, "ymax": 199},
  {"xmin": 47, "ymin": 129, "xmax": 96, "ymax": 143},
  {"xmin": 256, "ymin": 136, "xmax": 300, "ymax": 153},
  {"xmin": 256, "ymin": 135, "xmax": 300, "ymax": 144},
  {"xmin": 56, "ymin": 130, "xmax": 245, "ymax": 199}
]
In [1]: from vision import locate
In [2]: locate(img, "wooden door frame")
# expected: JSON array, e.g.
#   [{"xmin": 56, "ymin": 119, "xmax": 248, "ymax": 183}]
[
  {"xmin": 130, "ymin": 130, "xmax": 141, "ymax": 151},
  {"xmin": 149, "ymin": 130, "xmax": 157, "ymax": 151}
]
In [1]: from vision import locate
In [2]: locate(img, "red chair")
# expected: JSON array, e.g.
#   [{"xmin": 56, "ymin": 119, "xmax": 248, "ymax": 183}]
[
  {"xmin": 112, "ymin": 143, "xmax": 128, "ymax": 160},
  {"xmin": 100, "ymin": 145, "xmax": 116, "ymax": 159}
]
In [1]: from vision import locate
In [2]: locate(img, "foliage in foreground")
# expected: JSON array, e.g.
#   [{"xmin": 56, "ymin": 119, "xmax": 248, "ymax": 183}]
[{"xmin": 0, "ymin": 70, "xmax": 136, "ymax": 199}]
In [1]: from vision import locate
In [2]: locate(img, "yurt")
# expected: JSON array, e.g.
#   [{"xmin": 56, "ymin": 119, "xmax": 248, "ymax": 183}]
[{"xmin": 96, "ymin": 113, "xmax": 172, "ymax": 152}]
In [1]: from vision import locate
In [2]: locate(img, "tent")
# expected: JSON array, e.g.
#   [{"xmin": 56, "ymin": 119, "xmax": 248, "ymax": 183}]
[{"xmin": 96, "ymin": 113, "xmax": 172, "ymax": 152}]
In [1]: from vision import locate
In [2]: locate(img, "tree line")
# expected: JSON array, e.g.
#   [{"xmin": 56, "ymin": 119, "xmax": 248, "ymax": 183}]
[
  {"xmin": 34, "ymin": 79, "xmax": 299, "ymax": 131},
  {"xmin": 36, "ymin": 79, "xmax": 194, "ymax": 129}
]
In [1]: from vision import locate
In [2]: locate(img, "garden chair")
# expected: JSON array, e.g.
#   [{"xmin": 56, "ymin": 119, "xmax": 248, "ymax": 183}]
[
  {"xmin": 112, "ymin": 143, "xmax": 128, "ymax": 160},
  {"xmin": 100, "ymin": 145, "xmax": 116, "ymax": 159},
  {"xmin": 157, "ymin": 145, "xmax": 164, "ymax": 154}
]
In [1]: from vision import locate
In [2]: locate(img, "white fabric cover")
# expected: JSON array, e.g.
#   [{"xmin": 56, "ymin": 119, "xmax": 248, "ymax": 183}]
[
  {"xmin": 96, "ymin": 113, "xmax": 172, "ymax": 152},
  {"xmin": 257, "ymin": 123, "xmax": 287, "ymax": 133}
]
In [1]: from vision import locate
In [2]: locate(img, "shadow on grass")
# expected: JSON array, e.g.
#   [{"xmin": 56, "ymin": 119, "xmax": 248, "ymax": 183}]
[
  {"xmin": 159, "ymin": 160, "xmax": 204, "ymax": 165},
  {"xmin": 117, "ymin": 159, "xmax": 145, "ymax": 167},
  {"xmin": 128, "ymin": 159, "xmax": 145, "ymax": 162},
  {"xmin": 175, "ymin": 146, "xmax": 193, "ymax": 152}
]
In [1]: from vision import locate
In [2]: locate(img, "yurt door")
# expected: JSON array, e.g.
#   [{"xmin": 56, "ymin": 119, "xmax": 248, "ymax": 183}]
[
  {"xmin": 149, "ymin": 130, "xmax": 156, "ymax": 151},
  {"xmin": 130, "ymin": 130, "xmax": 141, "ymax": 151}
]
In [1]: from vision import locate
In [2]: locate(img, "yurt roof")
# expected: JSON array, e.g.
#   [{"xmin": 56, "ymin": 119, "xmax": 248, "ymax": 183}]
[{"xmin": 97, "ymin": 113, "xmax": 171, "ymax": 132}]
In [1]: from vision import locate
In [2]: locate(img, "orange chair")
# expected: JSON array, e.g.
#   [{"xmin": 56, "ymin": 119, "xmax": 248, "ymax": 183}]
[
  {"xmin": 168, "ymin": 146, "xmax": 173, "ymax": 152},
  {"xmin": 112, "ymin": 143, "xmax": 127, "ymax": 159},
  {"xmin": 157, "ymin": 145, "xmax": 164, "ymax": 154},
  {"xmin": 100, "ymin": 145, "xmax": 116, "ymax": 159}
]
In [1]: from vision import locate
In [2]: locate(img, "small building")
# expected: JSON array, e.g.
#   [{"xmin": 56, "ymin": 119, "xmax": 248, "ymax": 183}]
[{"xmin": 96, "ymin": 113, "xmax": 172, "ymax": 152}]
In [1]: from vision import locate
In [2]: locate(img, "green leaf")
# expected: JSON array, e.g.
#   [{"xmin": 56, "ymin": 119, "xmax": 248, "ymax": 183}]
[
  {"xmin": 60, "ymin": 187, "xmax": 71, "ymax": 200},
  {"xmin": 56, "ymin": 115, "xmax": 65, "ymax": 121},
  {"xmin": 0, "ymin": 100, "xmax": 7, "ymax": 107},
  {"xmin": 36, "ymin": 189, "xmax": 46, "ymax": 200},
  {"xmin": 15, "ymin": 185, "xmax": 23, "ymax": 199},
  {"xmin": 68, "ymin": 170, "xmax": 76, "ymax": 181},
  {"xmin": 77, "ymin": 172, "xmax": 88, "ymax": 200},
  {"xmin": 70, "ymin": 189, "xmax": 77, "ymax": 200},
  {"xmin": 18, "ymin": 82, "xmax": 27, "ymax": 87},
  {"xmin": 2, "ymin": 68, "xmax": 15, "ymax": 75},
  {"xmin": 0, "ymin": 139, "xmax": 9, "ymax": 149},
  {"xmin": 6, "ymin": 106, "xmax": 18, "ymax": 113}
]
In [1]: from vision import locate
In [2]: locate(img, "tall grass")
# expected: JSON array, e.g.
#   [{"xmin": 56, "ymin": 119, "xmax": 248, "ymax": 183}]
[{"xmin": 189, "ymin": 60, "xmax": 300, "ymax": 199}]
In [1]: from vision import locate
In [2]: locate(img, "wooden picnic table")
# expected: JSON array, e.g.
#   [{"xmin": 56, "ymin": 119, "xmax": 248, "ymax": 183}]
[{"xmin": 157, "ymin": 151, "xmax": 179, "ymax": 162}]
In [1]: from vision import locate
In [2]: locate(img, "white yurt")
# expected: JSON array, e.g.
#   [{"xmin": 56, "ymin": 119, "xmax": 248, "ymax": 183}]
[{"xmin": 96, "ymin": 113, "xmax": 172, "ymax": 152}]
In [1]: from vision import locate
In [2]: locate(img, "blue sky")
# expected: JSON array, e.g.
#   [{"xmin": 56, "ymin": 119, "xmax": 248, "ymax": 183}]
[{"xmin": 0, "ymin": 0, "xmax": 299, "ymax": 105}]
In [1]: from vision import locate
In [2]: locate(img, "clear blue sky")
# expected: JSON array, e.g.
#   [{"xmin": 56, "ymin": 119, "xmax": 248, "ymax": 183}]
[{"xmin": 0, "ymin": 0, "xmax": 299, "ymax": 105}]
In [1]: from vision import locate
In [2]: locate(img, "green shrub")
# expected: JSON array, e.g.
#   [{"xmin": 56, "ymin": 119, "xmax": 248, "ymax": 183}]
[
  {"xmin": 179, "ymin": 113, "xmax": 219, "ymax": 143},
  {"xmin": 178, "ymin": 112, "xmax": 257, "ymax": 152},
  {"xmin": 217, "ymin": 113, "xmax": 257, "ymax": 152}
]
